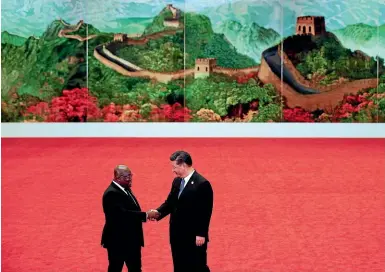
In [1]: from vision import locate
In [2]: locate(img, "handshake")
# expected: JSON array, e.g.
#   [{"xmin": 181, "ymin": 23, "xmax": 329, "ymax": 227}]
[{"xmin": 146, "ymin": 209, "xmax": 160, "ymax": 221}]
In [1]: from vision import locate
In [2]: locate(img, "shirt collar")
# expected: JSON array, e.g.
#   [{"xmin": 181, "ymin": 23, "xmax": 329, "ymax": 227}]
[
  {"xmin": 183, "ymin": 169, "xmax": 195, "ymax": 183},
  {"xmin": 112, "ymin": 180, "xmax": 127, "ymax": 194}
]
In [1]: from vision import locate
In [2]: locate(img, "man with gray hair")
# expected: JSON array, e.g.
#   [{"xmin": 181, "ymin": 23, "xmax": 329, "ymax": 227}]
[{"xmin": 151, "ymin": 151, "xmax": 214, "ymax": 272}]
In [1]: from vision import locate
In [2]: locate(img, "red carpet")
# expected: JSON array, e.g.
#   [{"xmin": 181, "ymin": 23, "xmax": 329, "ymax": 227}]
[{"xmin": 2, "ymin": 138, "xmax": 385, "ymax": 272}]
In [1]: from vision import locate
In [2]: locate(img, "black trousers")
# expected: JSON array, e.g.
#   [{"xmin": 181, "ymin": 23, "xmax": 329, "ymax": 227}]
[
  {"xmin": 106, "ymin": 246, "xmax": 142, "ymax": 272},
  {"xmin": 171, "ymin": 240, "xmax": 210, "ymax": 272}
]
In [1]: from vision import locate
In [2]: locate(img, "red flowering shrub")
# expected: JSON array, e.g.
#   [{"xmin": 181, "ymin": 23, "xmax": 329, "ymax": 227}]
[
  {"xmin": 100, "ymin": 103, "xmax": 143, "ymax": 122},
  {"xmin": 101, "ymin": 103, "xmax": 121, "ymax": 122},
  {"xmin": 283, "ymin": 107, "xmax": 314, "ymax": 122},
  {"xmin": 161, "ymin": 103, "xmax": 192, "ymax": 122},
  {"xmin": 99, "ymin": 102, "xmax": 191, "ymax": 122},
  {"xmin": 149, "ymin": 103, "xmax": 192, "ymax": 122},
  {"xmin": 25, "ymin": 102, "xmax": 50, "ymax": 121},
  {"xmin": 49, "ymin": 88, "xmax": 100, "ymax": 122},
  {"xmin": 333, "ymin": 93, "xmax": 375, "ymax": 122},
  {"xmin": 148, "ymin": 105, "xmax": 164, "ymax": 122},
  {"xmin": 104, "ymin": 113, "xmax": 119, "ymax": 122},
  {"xmin": 282, "ymin": 89, "xmax": 383, "ymax": 123},
  {"xmin": 23, "ymin": 88, "xmax": 100, "ymax": 122}
]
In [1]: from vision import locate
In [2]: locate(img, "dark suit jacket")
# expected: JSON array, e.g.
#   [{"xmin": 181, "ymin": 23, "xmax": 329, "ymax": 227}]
[
  {"xmin": 101, "ymin": 182, "xmax": 146, "ymax": 249},
  {"xmin": 156, "ymin": 171, "xmax": 213, "ymax": 244}
]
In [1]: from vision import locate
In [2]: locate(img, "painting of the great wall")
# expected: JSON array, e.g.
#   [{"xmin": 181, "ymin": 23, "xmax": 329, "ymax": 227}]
[{"xmin": 2, "ymin": 0, "xmax": 385, "ymax": 122}]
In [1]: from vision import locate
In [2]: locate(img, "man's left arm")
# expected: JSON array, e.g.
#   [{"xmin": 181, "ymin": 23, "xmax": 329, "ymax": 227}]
[
  {"xmin": 155, "ymin": 178, "xmax": 179, "ymax": 221},
  {"xmin": 195, "ymin": 181, "xmax": 213, "ymax": 238}
]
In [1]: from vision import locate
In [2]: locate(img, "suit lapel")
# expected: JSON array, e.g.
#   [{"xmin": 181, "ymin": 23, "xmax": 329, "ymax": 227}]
[
  {"xmin": 127, "ymin": 189, "xmax": 141, "ymax": 209},
  {"xmin": 111, "ymin": 182, "xmax": 140, "ymax": 209},
  {"xmin": 111, "ymin": 182, "xmax": 127, "ymax": 197}
]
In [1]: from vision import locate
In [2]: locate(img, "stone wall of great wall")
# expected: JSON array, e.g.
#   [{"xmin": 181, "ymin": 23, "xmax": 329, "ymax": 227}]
[
  {"xmin": 277, "ymin": 46, "xmax": 355, "ymax": 92},
  {"xmin": 213, "ymin": 66, "xmax": 260, "ymax": 76},
  {"xmin": 258, "ymin": 57, "xmax": 378, "ymax": 112},
  {"xmin": 96, "ymin": 25, "xmax": 260, "ymax": 83},
  {"xmin": 94, "ymin": 47, "xmax": 195, "ymax": 83},
  {"xmin": 96, "ymin": 44, "xmax": 259, "ymax": 83},
  {"xmin": 113, "ymin": 28, "xmax": 182, "ymax": 45},
  {"xmin": 58, "ymin": 20, "xmax": 97, "ymax": 42},
  {"xmin": 60, "ymin": 14, "xmax": 379, "ymax": 113},
  {"xmin": 59, "ymin": 18, "xmax": 259, "ymax": 84},
  {"xmin": 101, "ymin": 46, "xmax": 143, "ymax": 71}
]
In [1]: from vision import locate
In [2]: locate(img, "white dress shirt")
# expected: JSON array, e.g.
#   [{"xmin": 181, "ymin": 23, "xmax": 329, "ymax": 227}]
[{"xmin": 180, "ymin": 170, "xmax": 195, "ymax": 195}]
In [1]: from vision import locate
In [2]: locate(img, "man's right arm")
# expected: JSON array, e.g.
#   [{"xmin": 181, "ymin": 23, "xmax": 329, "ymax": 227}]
[
  {"xmin": 103, "ymin": 192, "xmax": 147, "ymax": 223},
  {"xmin": 155, "ymin": 178, "xmax": 178, "ymax": 221}
]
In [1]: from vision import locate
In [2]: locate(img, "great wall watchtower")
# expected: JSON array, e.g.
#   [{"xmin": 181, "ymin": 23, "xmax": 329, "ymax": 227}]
[
  {"xmin": 164, "ymin": 4, "xmax": 181, "ymax": 28},
  {"xmin": 114, "ymin": 33, "xmax": 127, "ymax": 42},
  {"xmin": 296, "ymin": 16, "xmax": 326, "ymax": 36},
  {"xmin": 166, "ymin": 4, "xmax": 178, "ymax": 18},
  {"xmin": 195, "ymin": 58, "xmax": 217, "ymax": 79}
]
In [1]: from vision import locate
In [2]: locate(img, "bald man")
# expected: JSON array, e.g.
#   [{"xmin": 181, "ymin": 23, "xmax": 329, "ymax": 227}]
[{"xmin": 101, "ymin": 165, "xmax": 158, "ymax": 272}]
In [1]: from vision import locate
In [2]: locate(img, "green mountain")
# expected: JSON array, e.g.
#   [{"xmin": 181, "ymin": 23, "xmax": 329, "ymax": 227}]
[
  {"xmin": 1, "ymin": 20, "xmax": 88, "ymax": 99},
  {"xmin": 201, "ymin": 0, "xmax": 385, "ymax": 38},
  {"xmin": 72, "ymin": 22, "xmax": 101, "ymax": 37},
  {"xmin": 41, "ymin": 20, "xmax": 66, "ymax": 40},
  {"xmin": 134, "ymin": 11, "xmax": 256, "ymax": 69},
  {"xmin": 1, "ymin": 31, "xmax": 28, "ymax": 46},
  {"xmin": 143, "ymin": 7, "xmax": 182, "ymax": 35},
  {"xmin": 282, "ymin": 33, "xmax": 383, "ymax": 81},
  {"xmin": 332, "ymin": 23, "xmax": 385, "ymax": 60},
  {"xmin": 1, "ymin": 8, "xmax": 257, "ymax": 112},
  {"xmin": 184, "ymin": 13, "xmax": 256, "ymax": 68},
  {"xmin": 217, "ymin": 20, "xmax": 281, "ymax": 62}
]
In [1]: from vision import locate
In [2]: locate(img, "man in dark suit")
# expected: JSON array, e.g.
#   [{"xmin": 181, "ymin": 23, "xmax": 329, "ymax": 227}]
[
  {"xmin": 101, "ymin": 165, "xmax": 158, "ymax": 272},
  {"xmin": 151, "ymin": 151, "xmax": 214, "ymax": 272}
]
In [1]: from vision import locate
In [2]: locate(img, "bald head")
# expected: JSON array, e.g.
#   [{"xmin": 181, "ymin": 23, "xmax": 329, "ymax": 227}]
[
  {"xmin": 114, "ymin": 165, "xmax": 131, "ymax": 177},
  {"xmin": 114, "ymin": 165, "xmax": 133, "ymax": 189}
]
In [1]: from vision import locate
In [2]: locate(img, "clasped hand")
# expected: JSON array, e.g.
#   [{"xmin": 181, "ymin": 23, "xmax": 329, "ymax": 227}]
[
  {"xmin": 146, "ymin": 209, "xmax": 160, "ymax": 221},
  {"xmin": 145, "ymin": 210, "xmax": 205, "ymax": 246}
]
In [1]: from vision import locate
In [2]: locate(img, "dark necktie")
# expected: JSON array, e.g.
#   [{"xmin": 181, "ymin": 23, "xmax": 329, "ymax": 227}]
[
  {"xmin": 178, "ymin": 178, "xmax": 185, "ymax": 198},
  {"xmin": 125, "ymin": 188, "xmax": 138, "ymax": 206}
]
